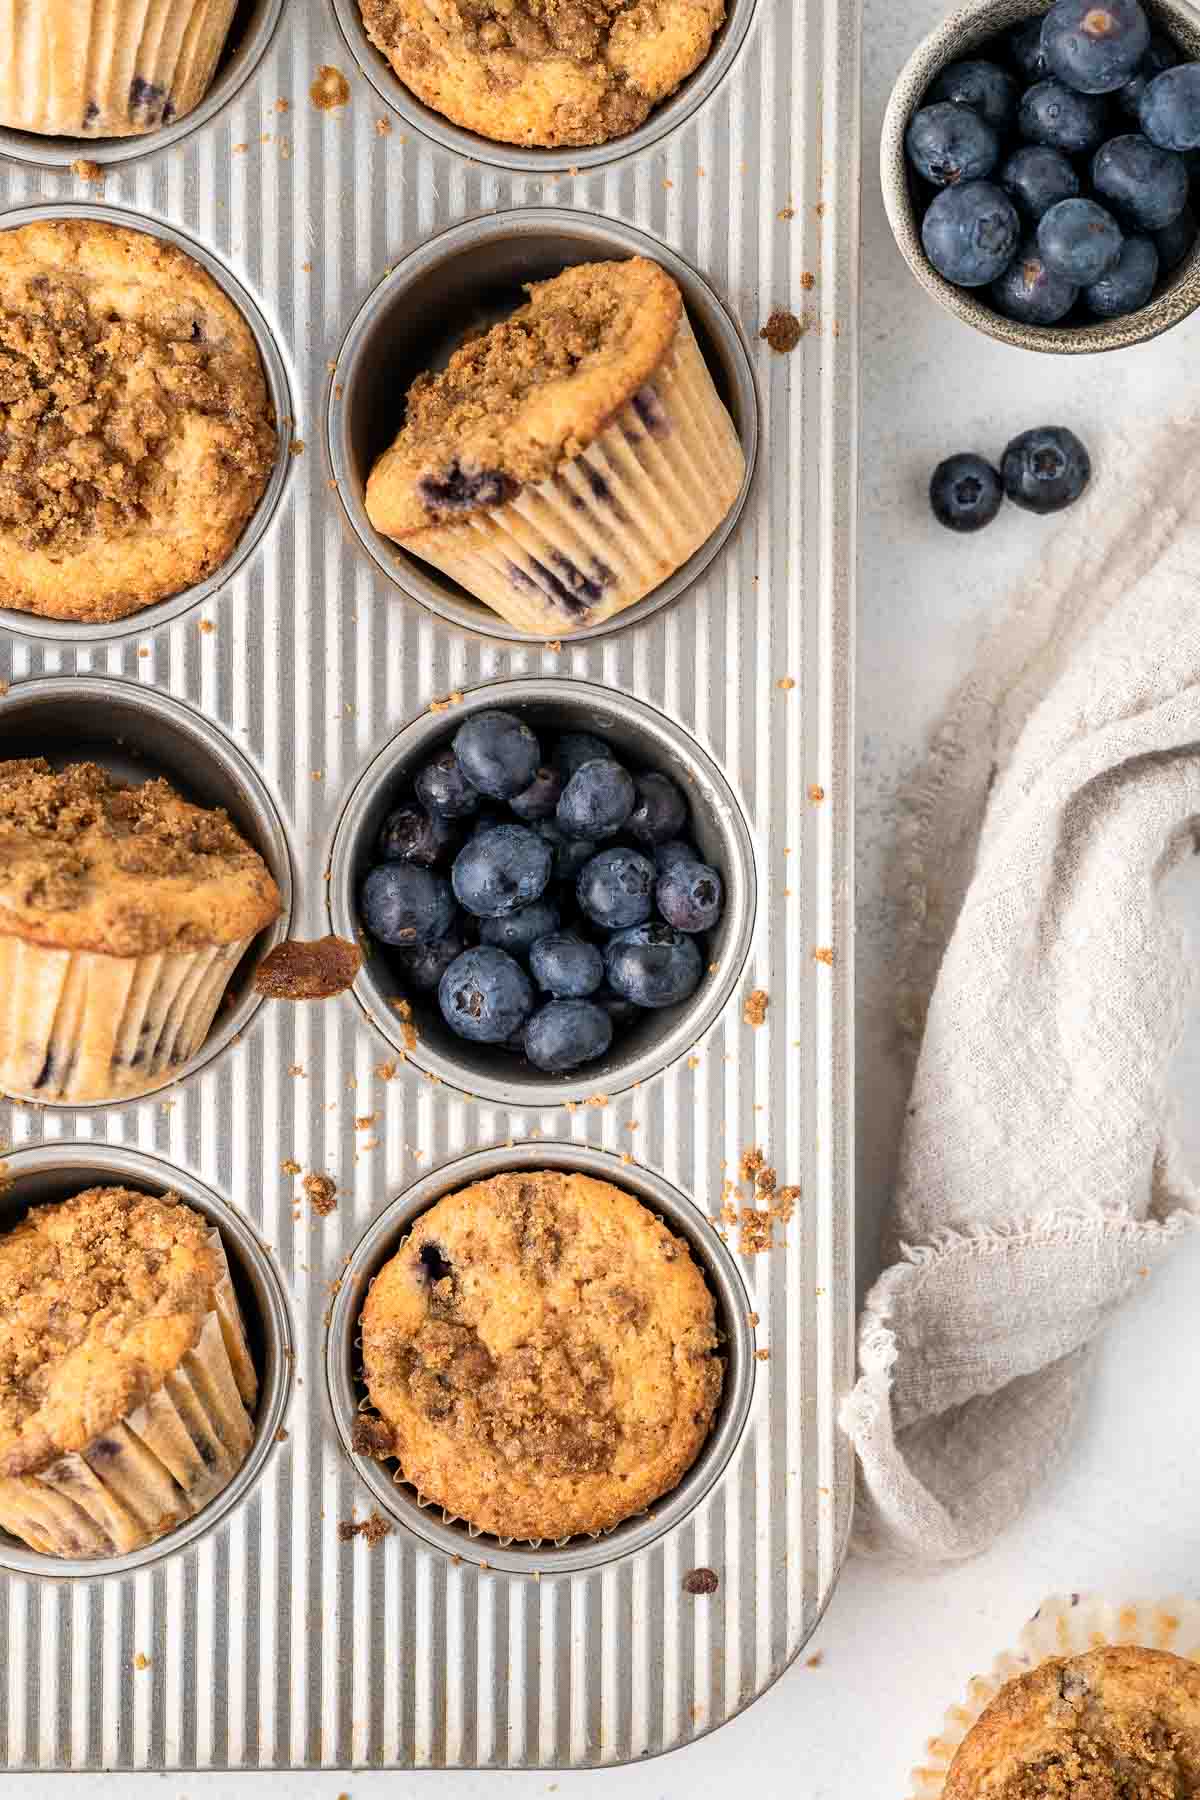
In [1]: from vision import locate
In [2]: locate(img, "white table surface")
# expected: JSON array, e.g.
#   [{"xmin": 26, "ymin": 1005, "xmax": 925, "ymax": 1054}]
[{"xmin": 36, "ymin": 0, "xmax": 1200, "ymax": 1788}]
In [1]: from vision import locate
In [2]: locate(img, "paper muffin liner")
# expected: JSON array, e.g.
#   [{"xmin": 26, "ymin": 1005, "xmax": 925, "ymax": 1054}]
[
  {"xmin": 0, "ymin": 932, "xmax": 251, "ymax": 1103},
  {"xmin": 0, "ymin": 1228, "xmax": 257, "ymax": 1560},
  {"xmin": 0, "ymin": 0, "xmax": 238, "ymax": 139},
  {"xmin": 405, "ymin": 313, "xmax": 747, "ymax": 637},
  {"xmin": 910, "ymin": 1592, "xmax": 1200, "ymax": 1800}
]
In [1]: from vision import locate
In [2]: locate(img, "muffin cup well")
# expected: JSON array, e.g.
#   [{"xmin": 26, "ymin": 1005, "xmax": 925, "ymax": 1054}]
[
  {"xmin": 0, "ymin": 0, "xmax": 285, "ymax": 168},
  {"xmin": 327, "ymin": 208, "xmax": 758, "ymax": 643},
  {"xmin": 0, "ymin": 1144, "xmax": 293, "ymax": 1580},
  {"xmin": 881, "ymin": 0, "xmax": 1200, "ymax": 354},
  {"xmin": 0, "ymin": 204, "xmax": 291, "ymax": 642},
  {"xmin": 910, "ymin": 1593, "xmax": 1200, "ymax": 1799},
  {"xmin": 0, "ymin": 675, "xmax": 293, "ymax": 1110},
  {"xmin": 328, "ymin": 0, "xmax": 759, "ymax": 174},
  {"xmin": 326, "ymin": 1142, "xmax": 756, "ymax": 1576},
  {"xmin": 327, "ymin": 676, "xmax": 756, "ymax": 1107}
]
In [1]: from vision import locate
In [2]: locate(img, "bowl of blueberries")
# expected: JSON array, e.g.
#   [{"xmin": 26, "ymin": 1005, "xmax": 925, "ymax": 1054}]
[
  {"xmin": 328, "ymin": 680, "xmax": 756, "ymax": 1105},
  {"xmin": 881, "ymin": 0, "xmax": 1200, "ymax": 350}
]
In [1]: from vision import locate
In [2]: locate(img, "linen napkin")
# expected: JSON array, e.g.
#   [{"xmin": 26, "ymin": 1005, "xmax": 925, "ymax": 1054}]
[{"xmin": 842, "ymin": 423, "xmax": 1200, "ymax": 1562}]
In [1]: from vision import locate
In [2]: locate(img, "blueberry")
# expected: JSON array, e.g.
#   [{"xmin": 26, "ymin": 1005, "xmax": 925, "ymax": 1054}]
[
  {"xmin": 509, "ymin": 765, "xmax": 562, "ymax": 821},
  {"xmin": 1040, "ymin": 0, "xmax": 1149, "ymax": 94},
  {"xmin": 594, "ymin": 986, "xmax": 640, "ymax": 1030},
  {"xmin": 557, "ymin": 758, "xmax": 636, "ymax": 840},
  {"xmin": 1018, "ymin": 80, "xmax": 1109, "ymax": 153},
  {"xmin": 529, "ymin": 931, "xmax": 605, "ymax": 998},
  {"xmin": 927, "ymin": 59, "xmax": 1019, "ymax": 130},
  {"xmin": 929, "ymin": 454, "xmax": 1005, "ymax": 531},
  {"xmin": 657, "ymin": 861, "xmax": 724, "ymax": 933},
  {"xmin": 470, "ymin": 808, "xmax": 509, "ymax": 838},
  {"xmin": 922, "ymin": 182, "xmax": 1020, "ymax": 285},
  {"xmin": 997, "ymin": 146, "xmax": 1081, "ymax": 223},
  {"xmin": 1154, "ymin": 201, "xmax": 1197, "ymax": 268},
  {"xmin": 523, "ymin": 999, "xmax": 612, "ymax": 1073},
  {"xmin": 1139, "ymin": 64, "xmax": 1200, "ymax": 150},
  {"xmin": 1117, "ymin": 34, "xmax": 1177, "ymax": 118},
  {"xmin": 990, "ymin": 240, "xmax": 1081, "ymax": 322},
  {"xmin": 1007, "ymin": 17, "xmax": 1051, "ymax": 82},
  {"xmin": 361, "ymin": 863, "xmax": 456, "ymax": 947},
  {"xmin": 452, "ymin": 824, "xmax": 552, "ymax": 918},
  {"xmin": 451, "ymin": 710, "xmax": 541, "ymax": 800},
  {"xmin": 1001, "ymin": 426, "xmax": 1091, "ymax": 513},
  {"xmin": 552, "ymin": 731, "xmax": 612, "ymax": 782},
  {"xmin": 1083, "ymin": 231, "xmax": 1159, "ymax": 312},
  {"xmin": 479, "ymin": 898, "xmax": 560, "ymax": 957},
  {"xmin": 605, "ymin": 923, "xmax": 704, "ymax": 1010},
  {"xmin": 417, "ymin": 460, "xmax": 519, "ymax": 513},
  {"xmin": 415, "ymin": 748, "xmax": 480, "ymax": 820},
  {"xmin": 1037, "ymin": 196, "xmax": 1123, "ymax": 281},
  {"xmin": 577, "ymin": 847, "xmax": 656, "ymax": 930},
  {"xmin": 1092, "ymin": 133, "xmax": 1188, "ymax": 228},
  {"xmin": 653, "ymin": 838, "xmax": 703, "ymax": 875},
  {"xmin": 533, "ymin": 819, "xmax": 597, "ymax": 882},
  {"xmin": 438, "ymin": 946, "xmax": 534, "ymax": 1043},
  {"xmin": 377, "ymin": 800, "xmax": 458, "ymax": 867},
  {"xmin": 906, "ymin": 102, "xmax": 1000, "ymax": 185},
  {"xmin": 626, "ymin": 771, "xmax": 689, "ymax": 847},
  {"xmin": 394, "ymin": 927, "xmax": 467, "ymax": 992}
]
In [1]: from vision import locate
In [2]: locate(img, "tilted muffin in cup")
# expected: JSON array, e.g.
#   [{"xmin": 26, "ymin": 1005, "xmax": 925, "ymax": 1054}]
[
  {"xmin": 358, "ymin": 1168, "xmax": 725, "ymax": 1542},
  {"xmin": 0, "ymin": 1185, "xmax": 258, "ymax": 1559},
  {"xmin": 0, "ymin": 0, "xmax": 240, "ymax": 138},
  {"xmin": 0, "ymin": 759, "xmax": 281, "ymax": 1104},
  {"xmin": 364, "ymin": 257, "xmax": 745, "ymax": 637}
]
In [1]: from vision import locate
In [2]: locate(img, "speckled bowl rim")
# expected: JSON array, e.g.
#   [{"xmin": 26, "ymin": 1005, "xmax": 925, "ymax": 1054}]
[{"xmin": 880, "ymin": 0, "xmax": 1200, "ymax": 353}]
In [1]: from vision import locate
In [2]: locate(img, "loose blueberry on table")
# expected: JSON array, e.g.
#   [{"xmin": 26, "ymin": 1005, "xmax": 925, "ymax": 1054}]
[
  {"xmin": 358, "ymin": 711, "xmax": 726, "ymax": 1075},
  {"xmin": 905, "ymin": 0, "xmax": 1200, "ymax": 325}
]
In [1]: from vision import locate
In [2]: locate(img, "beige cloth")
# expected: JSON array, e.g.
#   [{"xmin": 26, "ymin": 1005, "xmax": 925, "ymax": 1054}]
[{"xmin": 842, "ymin": 425, "xmax": 1200, "ymax": 1562}]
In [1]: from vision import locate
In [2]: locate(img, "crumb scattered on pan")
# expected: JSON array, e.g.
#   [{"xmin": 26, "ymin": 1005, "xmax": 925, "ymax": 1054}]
[
  {"xmin": 303, "ymin": 1172, "xmax": 338, "ymax": 1217},
  {"xmin": 543, "ymin": 639, "xmax": 562, "ymax": 651},
  {"xmin": 351, "ymin": 1415, "xmax": 394, "ymax": 1458},
  {"xmin": 585, "ymin": 1094, "xmax": 609, "ymax": 1108},
  {"xmin": 731, "ymin": 1148, "xmax": 801, "ymax": 1254},
  {"xmin": 288, "ymin": 1064, "xmax": 306, "ymax": 1078},
  {"xmin": 747, "ymin": 1310, "xmax": 759, "ymax": 1327},
  {"xmin": 388, "ymin": 998, "xmax": 419, "ymax": 1053},
  {"xmin": 755, "ymin": 1348, "xmax": 771, "ymax": 1362},
  {"xmin": 800, "ymin": 271, "xmax": 816, "ymax": 290},
  {"xmin": 778, "ymin": 205, "xmax": 796, "ymax": 220},
  {"xmin": 778, "ymin": 675, "xmax": 796, "ymax": 691},
  {"xmin": 254, "ymin": 935, "xmax": 363, "ymax": 999},
  {"xmin": 376, "ymin": 115, "xmax": 392, "ymax": 134},
  {"xmin": 686, "ymin": 1055, "xmax": 700, "ymax": 1069},
  {"xmin": 354, "ymin": 1113, "xmax": 378, "ymax": 1130},
  {"xmin": 133, "ymin": 1653, "xmax": 151, "ymax": 1671},
  {"xmin": 743, "ymin": 988, "xmax": 769, "ymax": 1027},
  {"xmin": 311, "ymin": 64, "xmax": 350, "ymax": 110},
  {"xmin": 760, "ymin": 309, "xmax": 804, "ymax": 353},
  {"xmin": 428, "ymin": 691, "xmax": 464, "ymax": 713},
  {"xmin": 337, "ymin": 1509, "xmax": 393, "ymax": 1546},
  {"xmin": 275, "ymin": 1426, "xmax": 289, "ymax": 1443},
  {"xmin": 71, "ymin": 159, "xmax": 104, "ymax": 182},
  {"xmin": 199, "ymin": 618, "xmax": 216, "ymax": 634},
  {"xmin": 281, "ymin": 1158, "xmax": 301, "ymax": 1176},
  {"xmin": 813, "ymin": 946, "xmax": 835, "ymax": 966},
  {"xmin": 807, "ymin": 1652, "xmax": 824, "ymax": 1669},
  {"xmin": 808, "ymin": 784, "xmax": 825, "ymax": 803},
  {"xmin": 682, "ymin": 1568, "xmax": 719, "ymax": 1595},
  {"xmin": 289, "ymin": 438, "xmax": 305, "ymax": 457}
]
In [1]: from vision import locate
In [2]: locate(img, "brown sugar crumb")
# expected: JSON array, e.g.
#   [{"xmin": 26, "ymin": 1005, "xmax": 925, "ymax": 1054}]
[
  {"xmin": 376, "ymin": 116, "xmax": 392, "ymax": 135},
  {"xmin": 747, "ymin": 1310, "xmax": 759, "ymax": 1327},
  {"xmin": 806, "ymin": 1652, "xmax": 824, "ymax": 1669},
  {"xmin": 374, "ymin": 1059, "xmax": 398, "ymax": 1081},
  {"xmin": 428, "ymin": 691, "xmax": 465, "ymax": 713},
  {"xmin": 686, "ymin": 1055, "xmax": 700, "ymax": 1070},
  {"xmin": 275, "ymin": 97, "xmax": 290, "ymax": 113},
  {"xmin": 738, "ymin": 1209, "xmax": 774, "ymax": 1255},
  {"xmin": 813, "ymin": 946, "xmax": 835, "ymax": 966},
  {"xmin": 351, "ymin": 1414, "xmax": 395, "ymax": 1459},
  {"xmin": 133, "ymin": 1652, "xmax": 151, "ymax": 1671},
  {"xmin": 778, "ymin": 675, "xmax": 796, "ymax": 691},
  {"xmin": 354, "ymin": 1113, "xmax": 378, "ymax": 1130},
  {"xmin": 808, "ymin": 783, "xmax": 825, "ymax": 803},
  {"xmin": 337, "ymin": 1508, "xmax": 393, "ymax": 1546},
  {"xmin": 199, "ymin": 618, "xmax": 216, "ymax": 634},
  {"xmin": 281, "ymin": 1158, "xmax": 301, "ymax": 1176},
  {"xmin": 778, "ymin": 206, "xmax": 796, "ymax": 220},
  {"xmin": 303, "ymin": 1172, "xmax": 338, "ymax": 1217},
  {"xmin": 289, "ymin": 438, "xmax": 305, "ymax": 457},
  {"xmin": 755, "ymin": 1348, "xmax": 770, "ymax": 1362},
  {"xmin": 800, "ymin": 272, "xmax": 816, "ymax": 291},
  {"xmin": 310, "ymin": 65, "xmax": 351, "ymax": 110},
  {"xmin": 739, "ymin": 1147, "xmax": 765, "ymax": 1182},
  {"xmin": 743, "ymin": 988, "xmax": 769, "ymax": 1027},
  {"xmin": 288, "ymin": 1064, "xmax": 305, "ymax": 1078},
  {"xmin": 254, "ymin": 935, "xmax": 363, "ymax": 1000},
  {"xmin": 274, "ymin": 1425, "xmax": 289, "ymax": 1442},
  {"xmin": 683, "ymin": 1568, "xmax": 719, "ymax": 1595},
  {"xmin": 760, "ymin": 309, "xmax": 804, "ymax": 353},
  {"xmin": 70, "ymin": 160, "xmax": 104, "ymax": 183}
]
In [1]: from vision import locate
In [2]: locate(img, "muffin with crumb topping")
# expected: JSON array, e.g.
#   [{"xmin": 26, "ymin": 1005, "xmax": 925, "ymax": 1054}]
[
  {"xmin": 0, "ymin": 1184, "xmax": 258, "ymax": 1559},
  {"xmin": 0, "ymin": 758, "xmax": 281, "ymax": 1104},
  {"xmin": 357, "ymin": 1168, "xmax": 724, "ymax": 1541},
  {"xmin": 365, "ymin": 256, "xmax": 744, "ymax": 635}
]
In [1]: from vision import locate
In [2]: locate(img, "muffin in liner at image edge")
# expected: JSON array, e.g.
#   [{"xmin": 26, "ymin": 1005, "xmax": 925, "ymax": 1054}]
[
  {"xmin": 363, "ymin": 256, "xmax": 746, "ymax": 637},
  {"xmin": 0, "ymin": 217, "xmax": 277, "ymax": 624},
  {"xmin": 0, "ymin": 759, "xmax": 281, "ymax": 1105},
  {"xmin": 358, "ymin": 1168, "xmax": 725, "ymax": 1543},
  {"xmin": 357, "ymin": 0, "xmax": 726, "ymax": 149},
  {"xmin": 0, "ymin": 0, "xmax": 240, "ymax": 138},
  {"xmin": 0, "ymin": 1185, "xmax": 258, "ymax": 1559}
]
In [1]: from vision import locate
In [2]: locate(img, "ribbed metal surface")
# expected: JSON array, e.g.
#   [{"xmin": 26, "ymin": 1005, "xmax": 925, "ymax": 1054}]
[{"xmin": 0, "ymin": 0, "xmax": 859, "ymax": 1767}]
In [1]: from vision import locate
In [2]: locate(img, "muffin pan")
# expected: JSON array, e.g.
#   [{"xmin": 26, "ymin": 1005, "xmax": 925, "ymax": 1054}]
[{"xmin": 0, "ymin": 0, "xmax": 857, "ymax": 1772}]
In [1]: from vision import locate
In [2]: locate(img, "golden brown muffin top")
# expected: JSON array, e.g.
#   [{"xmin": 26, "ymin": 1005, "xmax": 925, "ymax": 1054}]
[
  {"xmin": 0, "ymin": 758, "xmax": 281, "ymax": 956},
  {"xmin": 944, "ymin": 1647, "xmax": 1200, "ymax": 1799},
  {"xmin": 364, "ymin": 258, "xmax": 682, "ymax": 540},
  {"xmin": 0, "ymin": 1185, "xmax": 224, "ymax": 1479},
  {"xmin": 0, "ymin": 219, "xmax": 276, "ymax": 623},
  {"xmin": 359, "ymin": 1169, "xmax": 724, "ymax": 1541}
]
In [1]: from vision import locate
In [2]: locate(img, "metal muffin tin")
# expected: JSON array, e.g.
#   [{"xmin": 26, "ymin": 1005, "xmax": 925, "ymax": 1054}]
[{"xmin": 0, "ymin": 0, "xmax": 859, "ymax": 1767}]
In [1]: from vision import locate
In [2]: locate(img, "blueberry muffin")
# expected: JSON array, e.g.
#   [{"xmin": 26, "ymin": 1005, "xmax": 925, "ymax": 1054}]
[
  {"xmin": 0, "ymin": 759, "xmax": 281, "ymax": 1103},
  {"xmin": 358, "ymin": 1169, "xmax": 724, "ymax": 1541},
  {"xmin": 0, "ymin": 219, "xmax": 276, "ymax": 623},
  {"xmin": 364, "ymin": 257, "xmax": 744, "ymax": 635},
  {"xmin": 0, "ymin": 0, "xmax": 239, "ymax": 138},
  {"xmin": 0, "ymin": 1185, "xmax": 258, "ymax": 1559},
  {"xmin": 944, "ymin": 1646, "xmax": 1200, "ymax": 1798},
  {"xmin": 359, "ymin": 0, "xmax": 726, "ymax": 148}
]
